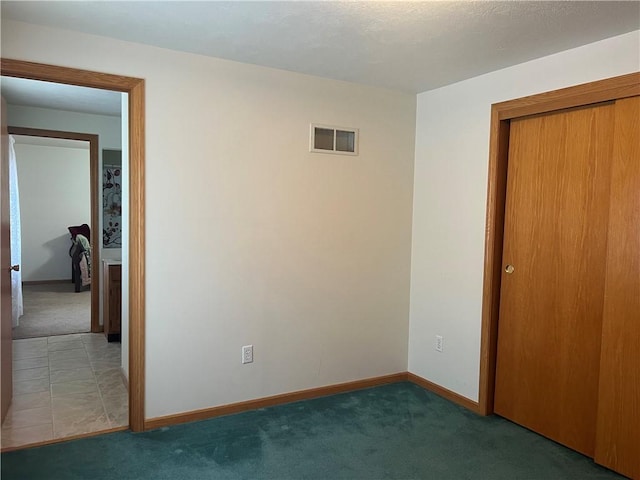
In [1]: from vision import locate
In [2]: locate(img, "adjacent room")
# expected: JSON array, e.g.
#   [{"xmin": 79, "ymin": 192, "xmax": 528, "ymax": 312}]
[
  {"xmin": 11, "ymin": 134, "xmax": 91, "ymax": 340},
  {"xmin": 0, "ymin": 2, "xmax": 638, "ymax": 479},
  {"xmin": 0, "ymin": 80, "xmax": 130, "ymax": 446}
]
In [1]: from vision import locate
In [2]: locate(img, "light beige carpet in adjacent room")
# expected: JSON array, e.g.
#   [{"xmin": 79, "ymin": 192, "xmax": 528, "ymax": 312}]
[{"xmin": 12, "ymin": 282, "xmax": 91, "ymax": 339}]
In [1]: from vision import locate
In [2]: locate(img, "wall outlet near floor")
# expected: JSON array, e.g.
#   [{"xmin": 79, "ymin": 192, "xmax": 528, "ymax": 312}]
[
  {"xmin": 435, "ymin": 335, "xmax": 443, "ymax": 352},
  {"xmin": 242, "ymin": 345, "xmax": 254, "ymax": 364}
]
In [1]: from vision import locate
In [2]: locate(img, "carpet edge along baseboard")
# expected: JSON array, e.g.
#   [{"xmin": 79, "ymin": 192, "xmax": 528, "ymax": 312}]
[
  {"xmin": 144, "ymin": 372, "xmax": 480, "ymax": 430},
  {"xmin": 407, "ymin": 373, "xmax": 480, "ymax": 413},
  {"xmin": 144, "ymin": 373, "xmax": 408, "ymax": 430}
]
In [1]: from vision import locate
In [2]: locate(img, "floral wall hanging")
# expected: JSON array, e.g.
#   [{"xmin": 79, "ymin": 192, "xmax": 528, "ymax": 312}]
[{"xmin": 103, "ymin": 166, "xmax": 122, "ymax": 248}]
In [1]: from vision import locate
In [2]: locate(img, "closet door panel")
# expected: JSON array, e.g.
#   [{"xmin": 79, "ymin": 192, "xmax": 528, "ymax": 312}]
[
  {"xmin": 595, "ymin": 95, "xmax": 640, "ymax": 479},
  {"xmin": 494, "ymin": 103, "xmax": 615, "ymax": 457}
]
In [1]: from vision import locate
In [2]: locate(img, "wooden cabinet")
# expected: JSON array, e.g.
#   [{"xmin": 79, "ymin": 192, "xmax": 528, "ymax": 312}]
[{"xmin": 103, "ymin": 260, "xmax": 121, "ymax": 342}]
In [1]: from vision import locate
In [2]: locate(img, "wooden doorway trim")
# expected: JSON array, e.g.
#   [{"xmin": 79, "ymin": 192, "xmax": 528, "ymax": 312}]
[
  {"xmin": 478, "ymin": 72, "xmax": 640, "ymax": 416},
  {"xmin": 1, "ymin": 58, "xmax": 146, "ymax": 432},
  {"xmin": 7, "ymin": 126, "xmax": 101, "ymax": 334}
]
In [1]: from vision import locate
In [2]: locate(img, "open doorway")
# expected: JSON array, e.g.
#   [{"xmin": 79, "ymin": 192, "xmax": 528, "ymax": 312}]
[
  {"xmin": 0, "ymin": 77, "xmax": 130, "ymax": 447},
  {"xmin": 0, "ymin": 58, "xmax": 145, "ymax": 443},
  {"xmin": 8, "ymin": 129, "xmax": 99, "ymax": 340}
]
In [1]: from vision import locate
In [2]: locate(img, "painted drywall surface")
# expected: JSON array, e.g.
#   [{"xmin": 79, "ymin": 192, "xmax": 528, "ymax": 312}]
[
  {"xmin": 101, "ymin": 248, "xmax": 121, "ymax": 260},
  {"xmin": 6, "ymin": 105, "xmax": 121, "ymax": 149},
  {"xmin": 15, "ymin": 141, "xmax": 90, "ymax": 282},
  {"xmin": 409, "ymin": 30, "xmax": 640, "ymax": 401},
  {"xmin": 120, "ymin": 92, "xmax": 129, "ymax": 380},
  {"xmin": 2, "ymin": 20, "xmax": 416, "ymax": 417}
]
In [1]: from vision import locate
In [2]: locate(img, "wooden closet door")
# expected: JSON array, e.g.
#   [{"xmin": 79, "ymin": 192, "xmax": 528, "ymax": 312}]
[
  {"xmin": 494, "ymin": 103, "xmax": 615, "ymax": 457},
  {"xmin": 595, "ymin": 96, "xmax": 640, "ymax": 479}
]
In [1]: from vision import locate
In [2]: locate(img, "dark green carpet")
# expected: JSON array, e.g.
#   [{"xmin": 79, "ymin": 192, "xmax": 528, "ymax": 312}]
[{"xmin": 1, "ymin": 382, "xmax": 623, "ymax": 479}]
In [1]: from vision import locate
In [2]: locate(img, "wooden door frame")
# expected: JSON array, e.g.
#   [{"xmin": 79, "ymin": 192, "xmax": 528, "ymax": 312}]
[
  {"xmin": 1, "ymin": 58, "xmax": 146, "ymax": 432},
  {"xmin": 478, "ymin": 71, "xmax": 640, "ymax": 416},
  {"xmin": 7, "ymin": 126, "xmax": 101, "ymax": 334}
]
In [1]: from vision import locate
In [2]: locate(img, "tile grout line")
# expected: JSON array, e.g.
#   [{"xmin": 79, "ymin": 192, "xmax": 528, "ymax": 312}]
[
  {"xmin": 47, "ymin": 336, "xmax": 53, "ymax": 441},
  {"xmin": 48, "ymin": 335, "xmax": 57, "ymax": 441},
  {"xmin": 53, "ymin": 334, "xmax": 110, "ymax": 437},
  {"xmin": 86, "ymin": 337, "xmax": 114, "ymax": 429},
  {"xmin": 48, "ymin": 334, "xmax": 99, "ymax": 440}
]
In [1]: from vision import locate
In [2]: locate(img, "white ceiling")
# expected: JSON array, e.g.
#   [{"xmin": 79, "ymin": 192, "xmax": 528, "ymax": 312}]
[{"xmin": 1, "ymin": 1, "xmax": 639, "ymax": 115}]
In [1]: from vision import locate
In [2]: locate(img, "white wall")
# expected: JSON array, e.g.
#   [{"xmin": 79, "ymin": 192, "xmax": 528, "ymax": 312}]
[
  {"xmin": 120, "ymin": 93, "xmax": 129, "ymax": 380},
  {"xmin": 409, "ymin": 30, "xmax": 640, "ymax": 401},
  {"xmin": 1, "ymin": 20, "xmax": 417, "ymax": 418},
  {"xmin": 14, "ymin": 139, "xmax": 90, "ymax": 282},
  {"xmin": 7, "ymin": 104, "xmax": 121, "ymax": 159}
]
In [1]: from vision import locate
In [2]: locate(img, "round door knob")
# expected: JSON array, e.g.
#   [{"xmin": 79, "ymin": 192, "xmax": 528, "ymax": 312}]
[
  {"xmin": 9, "ymin": 265, "xmax": 20, "ymax": 272},
  {"xmin": 504, "ymin": 264, "xmax": 515, "ymax": 274}
]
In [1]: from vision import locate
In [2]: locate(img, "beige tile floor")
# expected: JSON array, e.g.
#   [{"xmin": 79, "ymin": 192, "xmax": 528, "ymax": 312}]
[{"xmin": 1, "ymin": 333, "xmax": 128, "ymax": 448}]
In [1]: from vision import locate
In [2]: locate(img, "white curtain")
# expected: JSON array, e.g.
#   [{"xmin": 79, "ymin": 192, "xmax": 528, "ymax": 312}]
[{"xmin": 9, "ymin": 135, "xmax": 23, "ymax": 327}]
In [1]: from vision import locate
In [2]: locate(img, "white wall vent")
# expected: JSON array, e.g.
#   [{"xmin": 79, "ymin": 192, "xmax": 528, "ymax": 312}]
[{"xmin": 310, "ymin": 124, "xmax": 359, "ymax": 155}]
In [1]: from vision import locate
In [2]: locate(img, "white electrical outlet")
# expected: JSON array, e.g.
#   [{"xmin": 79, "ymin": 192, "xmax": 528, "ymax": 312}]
[
  {"xmin": 435, "ymin": 335, "xmax": 443, "ymax": 352},
  {"xmin": 242, "ymin": 345, "xmax": 254, "ymax": 364}
]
